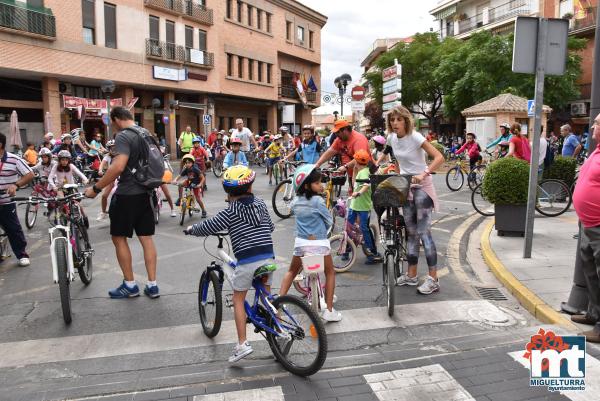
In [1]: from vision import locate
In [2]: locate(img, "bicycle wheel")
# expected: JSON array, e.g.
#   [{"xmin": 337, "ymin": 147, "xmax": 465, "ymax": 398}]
[
  {"xmin": 73, "ymin": 225, "xmax": 93, "ymax": 285},
  {"xmin": 471, "ymin": 183, "xmax": 495, "ymax": 217},
  {"xmin": 213, "ymin": 159, "xmax": 223, "ymax": 178},
  {"xmin": 384, "ymin": 252, "xmax": 395, "ymax": 317},
  {"xmin": 198, "ymin": 270, "xmax": 222, "ymax": 338},
  {"xmin": 179, "ymin": 200, "xmax": 187, "ymax": 226},
  {"xmin": 445, "ymin": 167, "xmax": 464, "ymax": 191},
  {"xmin": 536, "ymin": 179, "xmax": 572, "ymax": 217},
  {"xmin": 329, "ymin": 234, "xmax": 357, "ymax": 273},
  {"xmin": 309, "ymin": 275, "xmax": 320, "ymax": 314},
  {"xmin": 468, "ymin": 165, "xmax": 486, "ymax": 191},
  {"xmin": 55, "ymin": 238, "xmax": 72, "ymax": 324},
  {"xmin": 25, "ymin": 201, "xmax": 38, "ymax": 229},
  {"xmin": 266, "ymin": 295, "xmax": 327, "ymax": 377},
  {"xmin": 272, "ymin": 179, "xmax": 294, "ymax": 219}
]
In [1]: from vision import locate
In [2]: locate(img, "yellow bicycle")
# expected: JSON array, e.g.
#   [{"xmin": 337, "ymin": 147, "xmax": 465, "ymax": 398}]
[
  {"xmin": 179, "ymin": 184, "xmax": 200, "ymax": 226},
  {"xmin": 445, "ymin": 155, "xmax": 486, "ymax": 191}
]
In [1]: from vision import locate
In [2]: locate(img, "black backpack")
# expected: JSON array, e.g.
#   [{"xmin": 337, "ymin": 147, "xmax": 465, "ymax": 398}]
[{"xmin": 124, "ymin": 126, "xmax": 164, "ymax": 189}]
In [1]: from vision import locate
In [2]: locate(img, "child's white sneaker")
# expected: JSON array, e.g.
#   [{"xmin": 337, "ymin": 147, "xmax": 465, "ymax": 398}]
[{"xmin": 228, "ymin": 341, "xmax": 253, "ymax": 362}]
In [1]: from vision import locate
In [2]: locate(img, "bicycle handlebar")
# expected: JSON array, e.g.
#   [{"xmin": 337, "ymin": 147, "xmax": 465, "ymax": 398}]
[{"xmin": 13, "ymin": 192, "xmax": 84, "ymax": 203}]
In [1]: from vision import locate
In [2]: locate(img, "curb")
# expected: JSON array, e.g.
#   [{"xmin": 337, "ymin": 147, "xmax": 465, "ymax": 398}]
[{"xmin": 480, "ymin": 220, "xmax": 579, "ymax": 331}]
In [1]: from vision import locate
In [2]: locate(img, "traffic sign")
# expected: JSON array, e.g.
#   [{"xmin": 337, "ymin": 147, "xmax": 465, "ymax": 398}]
[
  {"xmin": 351, "ymin": 86, "xmax": 366, "ymax": 101},
  {"xmin": 351, "ymin": 100, "xmax": 365, "ymax": 112},
  {"xmin": 527, "ymin": 99, "xmax": 535, "ymax": 116},
  {"xmin": 101, "ymin": 113, "xmax": 110, "ymax": 125},
  {"xmin": 202, "ymin": 114, "xmax": 211, "ymax": 125}
]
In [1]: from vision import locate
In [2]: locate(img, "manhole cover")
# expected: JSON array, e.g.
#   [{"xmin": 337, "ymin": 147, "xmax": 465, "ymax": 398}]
[{"xmin": 474, "ymin": 286, "xmax": 508, "ymax": 301}]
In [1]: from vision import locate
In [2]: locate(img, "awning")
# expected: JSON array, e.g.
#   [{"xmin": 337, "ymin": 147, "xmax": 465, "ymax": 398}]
[{"xmin": 430, "ymin": 0, "xmax": 459, "ymax": 19}]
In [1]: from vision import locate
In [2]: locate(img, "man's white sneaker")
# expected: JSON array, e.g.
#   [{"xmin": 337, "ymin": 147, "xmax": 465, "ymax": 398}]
[
  {"xmin": 96, "ymin": 212, "xmax": 108, "ymax": 221},
  {"xmin": 396, "ymin": 273, "xmax": 418, "ymax": 286},
  {"xmin": 18, "ymin": 258, "xmax": 30, "ymax": 267},
  {"xmin": 228, "ymin": 341, "xmax": 253, "ymax": 362},
  {"xmin": 170, "ymin": 210, "xmax": 177, "ymax": 217},
  {"xmin": 322, "ymin": 308, "xmax": 342, "ymax": 322},
  {"xmin": 417, "ymin": 275, "xmax": 440, "ymax": 295}
]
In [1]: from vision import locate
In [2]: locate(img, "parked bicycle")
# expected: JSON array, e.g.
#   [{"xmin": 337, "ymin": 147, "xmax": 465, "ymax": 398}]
[
  {"xmin": 190, "ymin": 231, "xmax": 327, "ymax": 376},
  {"xmin": 471, "ymin": 179, "xmax": 572, "ymax": 217},
  {"xmin": 14, "ymin": 185, "xmax": 93, "ymax": 324}
]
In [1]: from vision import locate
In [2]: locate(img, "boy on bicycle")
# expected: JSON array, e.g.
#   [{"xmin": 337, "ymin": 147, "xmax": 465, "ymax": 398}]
[
  {"xmin": 223, "ymin": 138, "xmax": 248, "ymax": 169},
  {"xmin": 265, "ymin": 135, "xmax": 283, "ymax": 185},
  {"xmin": 172, "ymin": 154, "xmax": 207, "ymax": 218},
  {"xmin": 348, "ymin": 149, "xmax": 382, "ymax": 264},
  {"xmin": 186, "ymin": 165, "xmax": 275, "ymax": 362}
]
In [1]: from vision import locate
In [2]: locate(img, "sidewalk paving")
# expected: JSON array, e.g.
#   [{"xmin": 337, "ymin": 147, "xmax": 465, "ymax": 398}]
[{"xmin": 482, "ymin": 210, "xmax": 582, "ymax": 330}]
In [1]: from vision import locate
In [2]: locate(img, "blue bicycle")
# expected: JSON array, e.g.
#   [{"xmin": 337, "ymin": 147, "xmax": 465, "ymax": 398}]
[{"xmin": 189, "ymin": 232, "xmax": 328, "ymax": 376}]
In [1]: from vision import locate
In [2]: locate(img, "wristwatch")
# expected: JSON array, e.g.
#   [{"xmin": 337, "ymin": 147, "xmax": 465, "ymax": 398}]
[{"xmin": 92, "ymin": 184, "xmax": 102, "ymax": 194}]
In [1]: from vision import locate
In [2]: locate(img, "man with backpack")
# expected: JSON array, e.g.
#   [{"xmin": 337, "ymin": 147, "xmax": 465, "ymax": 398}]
[{"xmin": 85, "ymin": 107, "xmax": 161, "ymax": 299}]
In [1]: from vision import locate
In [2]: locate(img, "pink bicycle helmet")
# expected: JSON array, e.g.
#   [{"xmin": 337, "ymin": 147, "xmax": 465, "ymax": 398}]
[{"xmin": 372, "ymin": 135, "xmax": 386, "ymax": 145}]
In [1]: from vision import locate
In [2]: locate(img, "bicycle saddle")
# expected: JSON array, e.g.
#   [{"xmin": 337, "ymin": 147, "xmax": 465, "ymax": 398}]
[{"xmin": 254, "ymin": 263, "xmax": 277, "ymax": 278}]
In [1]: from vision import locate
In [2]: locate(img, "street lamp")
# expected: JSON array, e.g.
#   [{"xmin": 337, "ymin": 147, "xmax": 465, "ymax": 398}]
[
  {"xmin": 334, "ymin": 73, "xmax": 352, "ymax": 117},
  {"xmin": 101, "ymin": 80, "xmax": 115, "ymax": 137}
]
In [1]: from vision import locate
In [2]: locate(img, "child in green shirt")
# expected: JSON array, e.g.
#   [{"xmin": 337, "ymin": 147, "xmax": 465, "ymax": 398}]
[{"xmin": 348, "ymin": 149, "xmax": 382, "ymax": 264}]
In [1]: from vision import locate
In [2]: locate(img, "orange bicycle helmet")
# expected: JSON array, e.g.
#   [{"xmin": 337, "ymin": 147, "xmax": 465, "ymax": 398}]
[{"xmin": 353, "ymin": 149, "xmax": 370, "ymax": 165}]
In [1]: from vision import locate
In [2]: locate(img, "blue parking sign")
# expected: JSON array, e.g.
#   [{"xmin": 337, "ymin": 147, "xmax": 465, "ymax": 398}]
[
  {"xmin": 527, "ymin": 100, "xmax": 535, "ymax": 117},
  {"xmin": 203, "ymin": 114, "xmax": 211, "ymax": 125}
]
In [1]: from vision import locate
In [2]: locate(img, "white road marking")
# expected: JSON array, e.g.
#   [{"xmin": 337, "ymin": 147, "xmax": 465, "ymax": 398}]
[
  {"xmin": 192, "ymin": 386, "xmax": 284, "ymax": 401},
  {"xmin": 365, "ymin": 364, "xmax": 475, "ymax": 401},
  {"xmin": 432, "ymin": 227, "xmax": 451, "ymax": 233},
  {"xmin": 509, "ymin": 350, "xmax": 599, "ymax": 400},
  {"xmin": 0, "ymin": 300, "xmax": 511, "ymax": 368}
]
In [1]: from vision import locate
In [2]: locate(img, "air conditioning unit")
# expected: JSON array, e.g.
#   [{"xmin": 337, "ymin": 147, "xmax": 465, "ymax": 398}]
[
  {"xmin": 571, "ymin": 102, "xmax": 587, "ymax": 116},
  {"xmin": 59, "ymin": 82, "xmax": 72, "ymax": 95},
  {"xmin": 150, "ymin": 45, "xmax": 163, "ymax": 57}
]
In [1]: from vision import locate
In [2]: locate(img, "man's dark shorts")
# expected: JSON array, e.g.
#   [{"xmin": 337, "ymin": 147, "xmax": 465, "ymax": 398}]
[{"xmin": 109, "ymin": 193, "xmax": 155, "ymax": 237}]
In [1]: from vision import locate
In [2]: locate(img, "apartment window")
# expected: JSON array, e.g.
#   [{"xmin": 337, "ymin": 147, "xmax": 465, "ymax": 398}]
[
  {"xmin": 247, "ymin": 5, "xmax": 253, "ymax": 26},
  {"xmin": 104, "ymin": 3, "xmax": 117, "ymax": 48},
  {"xmin": 286, "ymin": 21, "xmax": 292, "ymax": 41},
  {"xmin": 257, "ymin": 61, "xmax": 263, "ymax": 82},
  {"xmin": 149, "ymin": 15, "xmax": 159, "ymax": 41},
  {"xmin": 297, "ymin": 26, "xmax": 304, "ymax": 43},
  {"xmin": 198, "ymin": 29, "xmax": 207, "ymax": 51},
  {"xmin": 237, "ymin": 1, "xmax": 243, "ymax": 23},
  {"xmin": 166, "ymin": 20, "xmax": 175, "ymax": 59},
  {"xmin": 226, "ymin": 0, "xmax": 232, "ymax": 18},
  {"xmin": 238, "ymin": 56, "xmax": 244, "ymax": 78},
  {"xmin": 227, "ymin": 53, "xmax": 233, "ymax": 76},
  {"xmin": 82, "ymin": 0, "xmax": 95, "ymax": 44},
  {"xmin": 185, "ymin": 25, "xmax": 193, "ymax": 48},
  {"xmin": 266, "ymin": 63, "xmax": 272, "ymax": 84},
  {"xmin": 445, "ymin": 20, "xmax": 454, "ymax": 37},
  {"xmin": 266, "ymin": 13, "xmax": 272, "ymax": 33},
  {"xmin": 256, "ymin": 9, "xmax": 262, "ymax": 30},
  {"xmin": 309, "ymin": 31, "xmax": 314, "ymax": 49},
  {"xmin": 248, "ymin": 59, "xmax": 254, "ymax": 80}
]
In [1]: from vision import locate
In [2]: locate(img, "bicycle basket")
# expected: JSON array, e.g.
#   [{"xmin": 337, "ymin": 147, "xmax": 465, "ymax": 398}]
[
  {"xmin": 331, "ymin": 174, "xmax": 346, "ymax": 186},
  {"xmin": 371, "ymin": 174, "xmax": 411, "ymax": 209}
]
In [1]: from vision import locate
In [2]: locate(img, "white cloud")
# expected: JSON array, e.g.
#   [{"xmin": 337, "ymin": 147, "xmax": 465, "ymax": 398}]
[{"xmin": 300, "ymin": 0, "xmax": 440, "ymax": 97}]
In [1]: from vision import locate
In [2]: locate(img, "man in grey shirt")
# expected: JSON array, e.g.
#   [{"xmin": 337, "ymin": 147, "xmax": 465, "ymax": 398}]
[{"xmin": 85, "ymin": 107, "xmax": 159, "ymax": 299}]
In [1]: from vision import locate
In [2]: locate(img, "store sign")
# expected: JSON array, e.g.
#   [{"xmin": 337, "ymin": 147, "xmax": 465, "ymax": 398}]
[
  {"xmin": 383, "ymin": 101, "xmax": 400, "ymax": 111},
  {"xmin": 383, "ymin": 92, "xmax": 401, "ymax": 103},
  {"xmin": 382, "ymin": 64, "xmax": 401, "ymax": 81},
  {"xmin": 153, "ymin": 66, "xmax": 187, "ymax": 81},
  {"xmin": 382, "ymin": 59, "xmax": 402, "ymax": 110},
  {"xmin": 63, "ymin": 96, "xmax": 122, "ymax": 110},
  {"xmin": 383, "ymin": 79, "xmax": 401, "ymax": 95}
]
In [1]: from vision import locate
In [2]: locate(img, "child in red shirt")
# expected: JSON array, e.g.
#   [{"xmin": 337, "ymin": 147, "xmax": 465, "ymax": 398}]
[{"xmin": 455, "ymin": 133, "xmax": 481, "ymax": 170}]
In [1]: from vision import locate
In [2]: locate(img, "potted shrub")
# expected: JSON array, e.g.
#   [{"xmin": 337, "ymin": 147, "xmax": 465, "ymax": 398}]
[
  {"xmin": 482, "ymin": 158, "xmax": 530, "ymax": 236},
  {"xmin": 543, "ymin": 156, "xmax": 577, "ymax": 189}
]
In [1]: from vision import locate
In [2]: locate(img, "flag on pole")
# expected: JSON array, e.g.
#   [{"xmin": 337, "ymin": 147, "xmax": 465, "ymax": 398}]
[
  {"xmin": 301, "ymin": 73, "xmax": 308, "ymax": 91},
  {"xmin": 307, "ymin": 75, "xmax": 318, "ymax": 92}
]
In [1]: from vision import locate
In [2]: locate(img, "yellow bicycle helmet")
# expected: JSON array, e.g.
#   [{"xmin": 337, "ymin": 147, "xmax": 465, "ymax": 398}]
[
  {"xmin": 182, "ymin": 154, "xmax": 195, "ymax": 164},
  {"xmin": 222, "ymin": 165, "xmax": 256, "ymax": 195}
]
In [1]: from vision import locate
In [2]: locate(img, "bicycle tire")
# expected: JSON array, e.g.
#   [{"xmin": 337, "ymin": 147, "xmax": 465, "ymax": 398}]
[
  {"xmin": 272, "ymin": 179, "xmax": 294, "ymax": 219},
  {"xmin": 385, "ymin": 252, "xmax": 395, "ymax": 317},
  {"xmin": 309, "ymin": 276, "xmax": 320, "ymax": 314},
  {"xmin": 213, "ymin": 159, "xmax": 223, "ymax": 178},
  {"xmin": 198, "ymin": 270, "xmax": 222, "ymax": 338},
  {"xmin": 536, "ymin": 179, "xmax": 572, "ymax": 217},
  {"xmin": 329, "ymin": 234, "xmax": 357, "ymax": 273},
  {"xmin": 471, "ymin": 183, "xmax": 495, "ymax": 217},
  {"xmin": 468, "ymin": 165, "xmax": 486, "ymax": 191},
  {"xmin": 25, "ymin": 202, "xmax": 38, "ymax": 229},
  {"xmin": 180, "ymin": 201, "xmax": 187, "ymax": 226},
  {"xmin": 74, "ymin": 225, "xmax": 93, "ymax": 285},
  {"xmin": 446, "ymin": 167, "xmax": 464, "ymax": 191},
  {"xmin": 55, "ymin": 238, "xmax": 72, "ymax": 324},
  {"xmin": 266, "ymin": 295, "xmax": 327, "ymax": 376}
]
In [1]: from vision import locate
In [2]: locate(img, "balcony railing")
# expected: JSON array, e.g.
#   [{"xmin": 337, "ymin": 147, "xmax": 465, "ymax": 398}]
[
  {"xmin": 145, "ymin": 38, "xmax": 214, "ymax": 68},
  {"xmin": 0, "ymin": 1, "xmax": 56, "ymax": 39},
  {"xmin": 570, "ymin": 7, "xmax": 597, "ymax": 32},
  {"xmin": 144, "ymin": 0, "xmax": 213, "ymax": 26},
  {"xmin": 279, "ymin": 85, "xmax": 317, "ymax": 103},
  {"xmin": 451, "ymin": 0, "xmax": 532, "ymax": 37}
]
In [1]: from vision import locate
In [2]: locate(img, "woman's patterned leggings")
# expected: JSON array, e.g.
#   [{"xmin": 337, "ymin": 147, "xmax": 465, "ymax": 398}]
[{"xmin": 403, "ymin": 188, "xmax": 437, "ymax": 269}]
